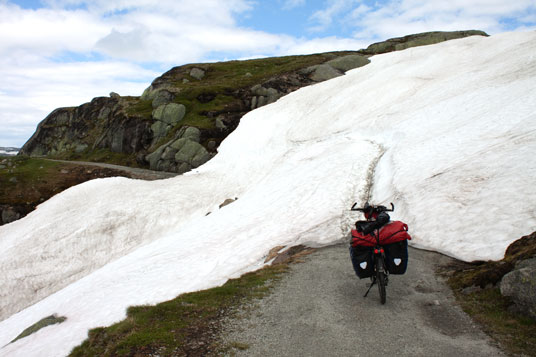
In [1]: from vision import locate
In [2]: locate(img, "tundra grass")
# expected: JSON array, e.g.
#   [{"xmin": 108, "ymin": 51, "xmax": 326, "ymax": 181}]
[
  {"xmin": 0, "ymin": 157, "xmax": 61, "ymax": 199},
  {"xmin": 444, "ymin": 232, "xmax": 536, "ymax": 356},
  {"xmin": 69, "ymin": 264, "xmax": 288, "ymax": 357}
]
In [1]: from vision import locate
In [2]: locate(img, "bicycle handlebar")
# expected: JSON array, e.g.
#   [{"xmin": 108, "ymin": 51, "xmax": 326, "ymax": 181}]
[{"xmin": 350, "ymin": 202, "xmax": 394, "ymax": 212}]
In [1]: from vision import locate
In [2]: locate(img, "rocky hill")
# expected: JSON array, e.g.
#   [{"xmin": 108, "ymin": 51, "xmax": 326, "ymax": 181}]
[{"xmin": 19, "ymin": 30, "xmax": 487, "ymax": 174}]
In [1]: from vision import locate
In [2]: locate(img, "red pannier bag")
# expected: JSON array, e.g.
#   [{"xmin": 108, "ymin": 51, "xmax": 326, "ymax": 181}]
[
  {"xmin": 351, "ymin": 221, "xmax": 412, "ymax": 275},
  {"xmin": 351, "ymin": 221, "xmax": 411, "ymax": 247}
]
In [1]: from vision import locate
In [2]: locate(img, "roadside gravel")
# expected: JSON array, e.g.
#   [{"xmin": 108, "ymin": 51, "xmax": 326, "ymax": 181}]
[{"xmin": 221, "ymin": 244, "xmax": 504, "ymax": 356}]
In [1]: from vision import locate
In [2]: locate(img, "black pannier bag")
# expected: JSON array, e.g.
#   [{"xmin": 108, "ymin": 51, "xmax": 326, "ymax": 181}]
[
  {"xmin": 349, "ymin": 245, "xmax": 374, "ymax": 279},
  {"xmin": 384, "ymin": 239, "xmax": 409, "ymax": 274}
]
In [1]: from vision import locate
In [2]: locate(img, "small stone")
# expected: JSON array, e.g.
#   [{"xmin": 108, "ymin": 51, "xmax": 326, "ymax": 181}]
[
  {"xmin": 109, "ymin": 92, "xmax": 120, "ymax": 98},
  {"xmin": 9, "ymin": 176, "xmax": 17, "ymax": 183},
  {"xmin": 60, "ymin": 169, "xmax": 69, "ymax": 174}
]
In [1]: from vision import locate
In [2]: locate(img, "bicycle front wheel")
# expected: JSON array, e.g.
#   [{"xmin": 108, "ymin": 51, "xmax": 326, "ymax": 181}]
[{"xmin": 376, "ymin": 257, "xmax": 387, "ymax": 304}]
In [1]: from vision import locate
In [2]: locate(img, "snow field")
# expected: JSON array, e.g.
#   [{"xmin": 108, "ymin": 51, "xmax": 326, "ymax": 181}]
[{"xmin": 1, "ymin": 31, "xmax": 535, "ymax": 356}]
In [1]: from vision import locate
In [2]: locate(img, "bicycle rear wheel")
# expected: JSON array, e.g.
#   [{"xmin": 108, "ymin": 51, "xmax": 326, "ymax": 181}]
[{"xmin": 376, "ymin": 257, "xmax": 387, "ymax": 304}]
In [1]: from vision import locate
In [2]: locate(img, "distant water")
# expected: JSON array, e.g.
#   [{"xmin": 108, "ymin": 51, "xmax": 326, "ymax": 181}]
[{"xmin": 0, "ymin": 147, "xmax": 19, "ymax": 156}]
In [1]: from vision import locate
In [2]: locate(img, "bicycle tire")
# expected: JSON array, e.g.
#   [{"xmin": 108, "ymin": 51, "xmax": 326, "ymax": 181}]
[{"xmin": 376, "ymin": 256, "xmax": 387, "ymax": 304}]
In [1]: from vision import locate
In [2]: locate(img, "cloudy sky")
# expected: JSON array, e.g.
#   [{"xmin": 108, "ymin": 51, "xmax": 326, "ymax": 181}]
[{"xmin": 1, "ymin": 0, "xmax": 535, "ymax": 147}]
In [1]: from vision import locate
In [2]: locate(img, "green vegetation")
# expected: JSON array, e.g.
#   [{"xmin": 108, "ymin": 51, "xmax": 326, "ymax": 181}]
[
  {"xmin": 11, "ymin": 315, "xmax": 67, "ymax": 344},
  {"xmin": 124, "ymin": 98, "xmax": 153, "ymax": 119},
  {"xmin": 443, "ymin": 232, "xmax": 536, "ymax": 356},
  {"xmin": 70, "ymin": 264, "xmax": 288, "ymax": 356},
  {"xmin": 452, "ymin": 288, "xmax": 536, "ymax": 356},
  {"xmin": 0, "ymin": 157, "xmax": 61, "ymax": 201}
]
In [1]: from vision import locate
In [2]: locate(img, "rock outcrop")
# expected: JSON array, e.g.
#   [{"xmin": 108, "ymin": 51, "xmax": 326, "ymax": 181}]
[
  {"xmin": 500, "ymin": 258, "xmax": 536, "ymax": 319},
  {"xmin": 19, "ymin": 96, "xmax": 153, "ymax": 162},
  {"xmin": 358, "ymin": 30, "xmax": 488, "ymax": 55},
  {"xmin": 19, "ymin": 30, "xmax": 488, "ymax": 175}
]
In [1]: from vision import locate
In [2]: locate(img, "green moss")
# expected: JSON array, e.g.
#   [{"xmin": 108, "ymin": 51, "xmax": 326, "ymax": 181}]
[
  {"xmin": 69, "ymin": 264, "xmax": 288, "ymax": 356},
  {"xmin": 11, "ymin": 315, "xmax": 67, "ymax": 343}
]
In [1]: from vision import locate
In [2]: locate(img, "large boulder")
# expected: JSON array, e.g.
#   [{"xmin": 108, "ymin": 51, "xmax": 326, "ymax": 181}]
[
  {"xmin": 150, "ymin": 103, "xmax": 186, "ymax": 142},
  {"xmin": 302, "ymin": 64, "xmax": 343, "ymax": 82},
  {"xmin": 151, "ymin": 90, "xmax": 174, "ymax": 108},
  {"xmin": 326, "ymin": 55, "xmax": 371, "ymax": 72},
  {"xmin": 190, "ymin": 68, "xmax": 205, "ymax": 80},
  {"xmin": 145, "ymin": 126, "xmax": 212, "ymax": 173},
  {"xmin": 500, "ymin": 258, "xmax": 536, "ymax": 319}
]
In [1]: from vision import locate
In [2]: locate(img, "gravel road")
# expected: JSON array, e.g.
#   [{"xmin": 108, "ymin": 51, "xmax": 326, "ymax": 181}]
[
  {"xmin": 222, "ymin": 244, "xmax": 504, "ymax": 356},
  {"xmin": 47, "ymin": 159, "xmax": 178, "ymax": 180}
]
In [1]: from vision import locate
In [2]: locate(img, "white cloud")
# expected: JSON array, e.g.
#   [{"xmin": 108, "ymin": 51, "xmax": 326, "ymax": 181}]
[
  {"xmin": 309, "ymin": 0, "xmax": 360, "ymax": 32},
  {"xmin": 0, "ymin": 56, "xmax": 157, "ymax": 147},
  {"xmin": 346, "ymin": 0, "xmax": 536, "ymax": 41},
  {"xmin": 282, "ymin": 0, "xmax": 306, "ymax": 10},
  {"xmin": 1, "ymin": 0, "xmax": 534, "ymax": 147}
]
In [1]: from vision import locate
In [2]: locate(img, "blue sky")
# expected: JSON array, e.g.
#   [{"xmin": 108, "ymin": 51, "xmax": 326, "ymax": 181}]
[{"xmin": 1, "ymin": 0, "xmax": 536, "ymax": 147}]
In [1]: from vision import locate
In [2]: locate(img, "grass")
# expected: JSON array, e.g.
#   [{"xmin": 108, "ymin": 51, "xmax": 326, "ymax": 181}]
[
  {"xmin": 11, "ymin": 315, "xmax": 67, "ymax": 344},
  {"xmin": 69, "ymin": 264, "xmax": 289, "ymax": 357},
  {"xmin": 442, "ymin": 231, "xmax": 536, "ymax": 356},
  {"xmin": 0, "ymin": 157, "xmax": 61, "ymax": 204}
]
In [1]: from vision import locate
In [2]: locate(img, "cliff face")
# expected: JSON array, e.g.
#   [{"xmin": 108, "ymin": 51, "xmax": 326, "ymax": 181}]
[
  {"xmin": 19, "ymin": 96, "xmax": 153, "ymax": 165},
  {"xmin": 19, "ymin": 30, "xmax": 487, "ymax": 173}
]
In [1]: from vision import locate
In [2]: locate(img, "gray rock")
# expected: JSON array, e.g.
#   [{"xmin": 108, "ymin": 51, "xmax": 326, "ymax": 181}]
[
  {"xmin": 151, "ymin": 90, "xmax": 174, "ymax": 109},
  {"xmin": 161, "ymin": 146, "xmax": 178, "ymax": 160},
  {"xmin": 111, "ymin": 127, "xmax": 124, "ymax": 152},
  {"xmin": 152, "ymin": 103, "xmax": 186, "ymax": 125},
  {"xmin": 500, "ymin": 258, "xmax": 536, "ymax": 319},
  {"xmin": 109, "ymin": 92, "xmax": 120, "ymax": 98},
  {"xmin": 180, "ymin": 127, "xmax": 201, "ymax": 142},
  {"xmin": 207, "ymin": 140, "xmax": 217, "ymax": 151},
  {"xmin": 150, "ymin": 121, "xmax": 170, "ymax": 140},
  {"xmin": 174, "ymin": 139, "xmax": 205, "ymax": 164},
  {"xmin": 74, "ymin": 144, "xmax": 88, "ymax": 153},
  {"xmin": 8, "ymin": 177, "xmax": 17, "ymax": 183},
  {"xmin": 0, "ymin": 165, "xmax": 6, "ymax": 169},
  {"xmin": 2, "ymin": 207, "xmax": 20, "ymax": 224},
  {"xmin": 182, "ymin": 78, "xmax": 190, "ymax": 84},
  {"xmin": 306, "ymin": 64, "xmax": 343, "ymax": 82},
  {"xmin": 190, "ymin": 68, "xmax": 205, "ymax": 80},
  {"xmin": 145, "ymin": 144, "xmax": 167, "ymax": 169},
  {"xmin": 215, "ymin": 117, "xmax": 227, "ymax": 130},
  {"xmin": 219, "ymin": 197, "xmax": 237, "ymax": 208},
  {"xmin": 141, "ymin": 85, "xmax": 156, "ymax": 101},
  {"xmin": 327, "ymin": 55, "xmax": 371, "ymax": 72}
]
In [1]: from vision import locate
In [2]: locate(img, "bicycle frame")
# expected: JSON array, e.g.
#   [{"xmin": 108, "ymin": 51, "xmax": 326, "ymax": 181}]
[{"xmin": 363, "ymin": 229, "xmax": 389, "ymax": 304}]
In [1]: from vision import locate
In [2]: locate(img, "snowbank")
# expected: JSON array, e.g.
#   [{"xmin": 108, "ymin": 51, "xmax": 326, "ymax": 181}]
[{"xmin": 1, "ymin": 31, "xmax": 535, "ymax": 356}]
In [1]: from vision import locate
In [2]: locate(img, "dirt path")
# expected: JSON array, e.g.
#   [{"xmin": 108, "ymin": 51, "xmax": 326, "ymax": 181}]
[
  {"xmin": 221, "ymin": 244, "xmax": 504, "ymax": 356},
  {"xmin": 47, "ymin": 159, "xmax": 178, "ymax": 180}
]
